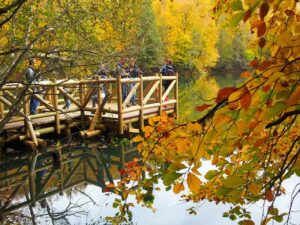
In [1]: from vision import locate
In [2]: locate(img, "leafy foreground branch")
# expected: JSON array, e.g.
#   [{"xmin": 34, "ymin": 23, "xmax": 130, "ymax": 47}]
[{"xmin": 105, "ymin": 0, "xmax": 300, "ymax": 224}]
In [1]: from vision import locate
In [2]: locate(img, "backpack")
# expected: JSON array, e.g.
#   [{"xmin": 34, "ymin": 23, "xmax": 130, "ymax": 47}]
[{"xmin": 162, "ymin": 64, "xmax": 174, "ymax": 76}]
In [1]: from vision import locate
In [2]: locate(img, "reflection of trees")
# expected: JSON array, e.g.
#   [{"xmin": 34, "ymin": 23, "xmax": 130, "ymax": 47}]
[{"xmin": 0, "ymin": 142, "xmax": 138, "ymax": 224}]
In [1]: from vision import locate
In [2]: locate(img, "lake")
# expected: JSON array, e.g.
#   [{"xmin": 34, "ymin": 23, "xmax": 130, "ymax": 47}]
[{"xmin": 0, "ymin": 138, "xmax": 299, "ymax": 225}]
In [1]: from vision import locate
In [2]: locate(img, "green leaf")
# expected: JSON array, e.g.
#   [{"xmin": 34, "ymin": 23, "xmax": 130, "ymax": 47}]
[
  {"xmin": 223, "ymin": 175, "xmax": 247, "ymax": 188},
  {"xmin": 260, "ymin": 101, "xmax": 287, "ymax": 120},
  {"xmin": 230, "ymin": 11, "xmax": 245, "ymax": 27},
  {"xmin": 204, "ymin": 170, "xmax": 219, "ymax": 180},
  {"xmin": 231, "ymin": 0, "xmax": 243, "ymax": 11},
  {"xmin": 163, "ymin": 172, "xmax": 182, "ymax": 186}
]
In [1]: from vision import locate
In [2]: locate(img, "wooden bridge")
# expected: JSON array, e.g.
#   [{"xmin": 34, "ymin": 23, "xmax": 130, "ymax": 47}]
[{"xmin": 0, "ymin": 74, "xmax": 178, "ymax": 147}]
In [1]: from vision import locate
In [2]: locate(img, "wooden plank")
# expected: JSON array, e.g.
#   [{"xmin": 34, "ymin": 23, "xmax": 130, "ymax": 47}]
[
  {"xmin": 122, "ymin": 82, "xmax": 140, "ymax": 108},
  {"xmin": 162, "ymin": 80, "xmax": 176, "ymax": 101},
  {"xmin": 57, "ymin": 86, "xmax": 81, "ymax": 107},
  {"xmin": 53, "ymin": 82, "xmax": 61, "ymax": 135},
  {"xmin": 159, "ymin": 73, "xmax": 163, "ymax": 116},
  {"xmin": 117, "ymin": 76, "xmax": 123, "ymax": 134},
  {"xmin": 139, "ymin": 74, "xmax": 144, "ymax": 130},
  {"xmin": 143, "ymin": 80, "xmax": 159, "ymax": 105}
]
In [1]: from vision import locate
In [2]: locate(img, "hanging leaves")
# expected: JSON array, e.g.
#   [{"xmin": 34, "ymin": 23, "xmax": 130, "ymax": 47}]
[{"xmin": 216, "ymin": 87, "xmax": 239, "ymax": 103}]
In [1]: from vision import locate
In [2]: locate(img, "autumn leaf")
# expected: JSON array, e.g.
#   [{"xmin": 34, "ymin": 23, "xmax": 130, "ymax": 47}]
[
  {"xmin": 132, "ymin": 135, "xmax": 144, "ymax": 142},
  {"xmin": 266, "ymin": 190, "xmax": 274, "ymax": 202},
  {"xmin": 223, "ymin": 175, "xmax": 247, "ymax": 188},
  {"xmin": 241, "ymin": 220, "xmax": 255, "ymax": 225},
  {"xmin": 243, "ymin": 9, "xmax": 251, "ymax": 22},
  {"xmin": 187, "ymin": 173, "xmax": 201, "ymax": 193},
  {"xmin": 249, "ymin": 183, "xmax": 261, "ymax": 196},
  {"xmin": 195, "ymin": 104, "xmax": 211, "ymax": 112},
  {"xmin": 240, "ymin": 87, "xmax": 252, "ymax": 110},
  {"xmin": 259, "ymin": 37, "xmax": 266, "ymax": 48},
  {"xmin": 216, "ymin": 87, "xmax": 239, "ymax": 103},
  {"xmin": 241, "ymin": 71, "xmax": 251, "ymax": 78},
  {"xmin": 260, "ymin": 2, "xmax": 269, "ymax": 19},
  {"xmin": 173, "ymin": 182, "xmax": 185, "ymax": 194}
]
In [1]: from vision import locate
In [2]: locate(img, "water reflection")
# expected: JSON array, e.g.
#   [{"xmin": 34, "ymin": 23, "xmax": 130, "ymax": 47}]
[{"xmin": 0, "ymin": 142, "xmax": 138, "ymax": 225}]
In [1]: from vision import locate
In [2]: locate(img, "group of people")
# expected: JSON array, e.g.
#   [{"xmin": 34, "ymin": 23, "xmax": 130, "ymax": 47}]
[{"xmin": 25, "ymin": 57, "xmax": 174, "ymax": 114}]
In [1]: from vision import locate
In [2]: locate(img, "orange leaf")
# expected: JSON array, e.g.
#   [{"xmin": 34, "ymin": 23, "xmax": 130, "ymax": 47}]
[
  {"xmin": 240, "ymin": 88, "xmax": 252, "ymax": 110},
  {"xmin": 241, "ymin": 220, "xmax": 255, "ymax": 225},
  {"xmin": 241, "ymin": 71, "xmax": 251, "ymax": 78},
  {"xmin": 243, "ymin": 9, "xmax": 251, "ymax": 22},
  {"xmin": 257, "ymin": 21, "xmax": 267, "ymax": 37},
  {"xmin": 216, "ymin": 87, "xmax": 238, "ymax": 103},
  {"xmin": 195, "ymin": 104, "xmax": 211, "ymax": 112},
  {"xmin": 173, "ymin": 183, "xmax": 185, "ymax": 194},
  {"xmin": 252, "ymin": 20, "xmax": 266, "ymax": 37},
  {"xmin": 286, "ymin": 85, "xmax": 300, "ymax": 105},
  {"xmin": 266, "ymin": 190, "xmax": 274, "ymax": 202},
  {"xmin": 260, "ymin": 2, "xmax": 269, "ymax": 19}
]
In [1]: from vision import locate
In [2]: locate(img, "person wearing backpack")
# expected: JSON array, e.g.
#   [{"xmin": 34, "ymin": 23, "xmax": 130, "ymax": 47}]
[
  {"xmin": 161, "ymin": 58, "xmax": 174, "ymax": 90},
  {"xmin": 126, "ymin": 59, "xmax": 140, "ymax": 106},
  {"xmin": 25, "ymin": 59, "xmax": 39, "ymax": 114}
]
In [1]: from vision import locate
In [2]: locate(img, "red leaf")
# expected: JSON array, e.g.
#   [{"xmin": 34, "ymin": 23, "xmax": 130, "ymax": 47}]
[
  {"xmin": 266, "ymin": 190, "xmax": 274, "ymax": 202},
  {"xmin": 252, "ymin": 20, "xmax": 266, "ymax": 37},
  {"xmin": 257, "ymin": 21, "xmax": 267, "ymax": 37},
  {"xmin": 259, "ymin": 37, "xmax": 266, "ymax": 48},
  {"xmin": 262, "ymin": 85, "xmax": 271, "ymax": 92},
  {"xmin": 195, "ymin": 104, "xmax": 211, "ymax": 112},
  {"xmin": 240, "ymin": 88, "xmax": 252, "ymax": 110},
  {"xmin": 243, "ymin": 9, "xmax": 252, "ymax": 22},
  {"xmin": 216, "ymin": 87, "xmax": 238, "ymax": 103},
  {"xmin": 261, "ymin": 60, "xmax": 273, "ymax": 69},
  {"xmin": 249, "ymin": 59, "xmax": 259, "ymax": 68},
  {"xmin": 260, "ymin": 2, "xmax": 269, "ymax": 19}
]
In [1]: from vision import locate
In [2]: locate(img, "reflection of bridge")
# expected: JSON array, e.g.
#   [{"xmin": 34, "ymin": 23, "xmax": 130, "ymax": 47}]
[
  {"xmin": 0, "ymin": 144, "xmax": 139, "ymax": 220},
  {"xmin": 0, "ymin": 74, "xmax": 178, "ymax": 146}
]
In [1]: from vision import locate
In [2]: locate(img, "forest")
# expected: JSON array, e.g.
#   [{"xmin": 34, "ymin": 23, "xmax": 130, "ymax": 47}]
[{"xmin": 0, "ymin": 0, "xmax": 300, "ymax": 225}]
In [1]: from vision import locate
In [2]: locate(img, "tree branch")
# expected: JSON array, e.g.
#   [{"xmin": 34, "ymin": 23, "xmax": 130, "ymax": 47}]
[{"xmin": 265, "ymin": 110, "xmax": 300, "ymax": 128}]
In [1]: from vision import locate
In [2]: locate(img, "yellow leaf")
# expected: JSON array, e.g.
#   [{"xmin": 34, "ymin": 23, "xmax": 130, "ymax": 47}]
[
  {"xmin": 132, "ymin": 135, "xmax": 144, "ymax": 143},
  {"xmin": 249, "ymin": 183, "xmax": 261, "ymax": 196},
  {"xmin": 173, "ymin": 182, "xmax": 185, "ymax": 194},
  {"xmin": 187, "ymin": 122, "xmax": 202, "ymax": 132},
  {"xmin": 187, "ymin": 173, "xmax": 201, "ymax": 193}
]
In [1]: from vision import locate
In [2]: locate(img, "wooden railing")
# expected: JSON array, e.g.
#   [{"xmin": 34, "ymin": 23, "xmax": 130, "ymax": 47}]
[{"xmin": 0, "ymin": 74, "xmax": 178, "ymax": 145}]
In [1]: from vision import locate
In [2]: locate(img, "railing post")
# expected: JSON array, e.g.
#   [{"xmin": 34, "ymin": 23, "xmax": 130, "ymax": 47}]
[
  {"xmin": 0, "ymin": 90, "xmax": 4, "ymax": 119},
  {"xmin": 117, "ymin": 75, "xmax": 123, "ymax": 134},
  {"xmin": 79, "ymin": 78, "xmax": 85, "ymax": 129},
  {"xmin": 97, "ymin": 76, "xmax": 102, "ymax": 109},
  {"xmin": 53, "ymin": 79, "xmax": 61, "ymax": 135},
  {"xmin": 175, "ymin": 73, "xmax": 179, "ymax": 119},
  {"xmin": 24, "ymin": 91, "xmax": 30, "ymax": 135},
  {"xmin": 139, "ymin": 74, "xmax": 144, "ymax": 130},
  {"xmin": 159, "ymin": 73, "xmax": 163, "ymax": 116}
]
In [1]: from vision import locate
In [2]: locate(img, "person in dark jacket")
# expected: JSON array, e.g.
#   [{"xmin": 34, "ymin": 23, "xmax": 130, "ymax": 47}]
[
  {"xmin": 126, "ymin": 60, "xmax": 140, "ymax": 106},
  {"xmin": 25, "ymin": 59, "xmax": 39, "ymax": 114},
  {"xmin": 161, "ymin": 58, "xmax": 174, "ymax": 90}
]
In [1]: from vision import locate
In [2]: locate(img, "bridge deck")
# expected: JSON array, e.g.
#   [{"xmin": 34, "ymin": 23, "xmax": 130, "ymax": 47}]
[{"xmin": 0, "ymin": 74, "xmax": 178, "ymax": 146}]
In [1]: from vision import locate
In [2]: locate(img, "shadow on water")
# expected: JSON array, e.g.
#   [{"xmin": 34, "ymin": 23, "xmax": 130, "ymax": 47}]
[{"xmin": 0, "ymin": 138, "xmax": 139, "ymax": 225}]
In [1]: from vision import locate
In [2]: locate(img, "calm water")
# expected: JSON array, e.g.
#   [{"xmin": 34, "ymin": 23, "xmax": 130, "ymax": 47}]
[{"xmin": 0, "ymin": 138, "xmax": 299, "ymax": 225}]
